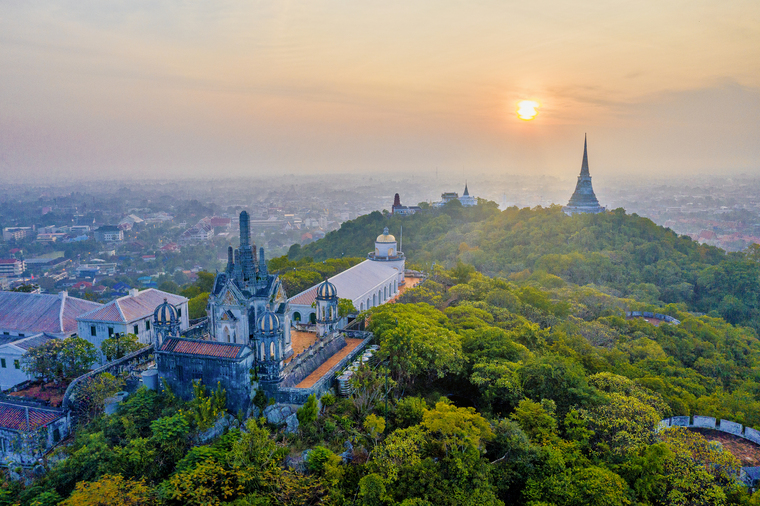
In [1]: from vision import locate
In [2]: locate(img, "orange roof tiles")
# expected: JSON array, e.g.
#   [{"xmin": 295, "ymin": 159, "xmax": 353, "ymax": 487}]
[
  {"xmin": 0, "ymin": 402, "xmax": 63, "ymax": 431},
  {"xmin": 160, "ymin": 337, "xmax": 247, "ymax": 359}
]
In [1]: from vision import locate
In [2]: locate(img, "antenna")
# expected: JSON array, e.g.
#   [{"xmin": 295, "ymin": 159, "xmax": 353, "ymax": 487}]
[{"xmin": 400, "ymin": 225, "xmax": 403, "ymax": 253}]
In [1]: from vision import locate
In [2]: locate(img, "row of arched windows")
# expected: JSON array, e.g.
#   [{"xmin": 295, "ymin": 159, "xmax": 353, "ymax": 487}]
[{"xmin": 358, "ymin": 279, "xmax": 399, "ymax": 311}]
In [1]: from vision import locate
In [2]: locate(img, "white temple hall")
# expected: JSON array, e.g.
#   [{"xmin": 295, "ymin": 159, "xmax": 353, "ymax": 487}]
[{"xmin": 288, "ymin": 227, "xmax": 405, "ymax": 324}]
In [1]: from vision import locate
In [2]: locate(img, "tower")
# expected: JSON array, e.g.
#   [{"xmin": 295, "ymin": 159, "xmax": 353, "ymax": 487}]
[
  {"xmin": 563, "ymin": 135, "xmax": 606, "ymax": 215},
  {"xmin": 458, "ymin": 182, "xmax": 477, "ymax": 207},
  {"xmin": 315, "ymin": 279, "xmax": 339, "ymax": 338},
  {"xmin": 254, "ymin": 306, "xmax": 285, "ymax": 387},
  {"xmin": 153, "ymin": 298, "xmax": 180, "ymax": 348},
  {"xmin": 208, "ymin": 211, "xmax": 291, "ymax": 353},
  {"xmin": 368, "ymin": 227, "xmax": 406, "ymax": 285}
]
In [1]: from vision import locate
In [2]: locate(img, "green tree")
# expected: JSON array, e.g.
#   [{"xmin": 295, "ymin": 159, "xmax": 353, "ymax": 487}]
[
  {"xmin": 22, "ymin": 336, "xmax": 97, "ymax": 385},
  {"xmin": 188, "ymin": 292, "xmax": 210, "ymax": 319},
  {"xmin": 101, "ymin": 333, "xmax": 146, "ymax": 362},
  {"xmin": 297, "ymin": 394, "xmax": 319, "ymax": 428},
  {"xmin": 367, "ymin": 303, "xmax": 465, "ymax": 386},
  {"xmin": 338, "ymin": 298, "xmax": 357, "ymax": 317}
]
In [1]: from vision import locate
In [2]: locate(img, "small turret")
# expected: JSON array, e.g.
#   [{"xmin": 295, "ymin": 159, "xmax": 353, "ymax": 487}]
[
  {"xmin": 259, "ymin": 247, "xmax": 268, "ymax": 277},
  {"xmin": 239, "ymin": 211, "xmax": 251, "ymax": 247},
  {"xmin": 226, "ymin": 246, "xmax": 234, "ymax": 274}
]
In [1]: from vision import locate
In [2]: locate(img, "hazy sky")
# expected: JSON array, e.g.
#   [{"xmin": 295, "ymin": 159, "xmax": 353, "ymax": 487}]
[{"xmin": 1, "ymin": 1, "xmax": 759, "ymax": 181}]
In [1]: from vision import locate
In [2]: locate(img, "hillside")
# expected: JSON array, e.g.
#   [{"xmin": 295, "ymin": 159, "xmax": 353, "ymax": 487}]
[{"xmin": 289, "ymin": 201, "xmax": 760, "ymax": 331}]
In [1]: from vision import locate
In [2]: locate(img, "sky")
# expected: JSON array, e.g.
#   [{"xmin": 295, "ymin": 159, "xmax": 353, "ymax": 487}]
[{"xmin": 1, "ymin": 1, "xmax": 759, "ymax": 182}]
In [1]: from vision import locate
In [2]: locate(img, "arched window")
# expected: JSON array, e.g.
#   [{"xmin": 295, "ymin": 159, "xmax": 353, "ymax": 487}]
[
  {"xmin": 270, "ymin": 342, "xmax": 275, "ymax": 360},
  {"xmin": 293, "ymin": 311, "xmax": 301, "ymax": 322},
  {"xmin": 260, "ymin": 342, "xmax": 265, "ymax": 361},
  {"xmin": 223, "ymin": 327, "xmax": 230, "ymax": 343},
  {"xmin": 360, "ymin": 302, "xmax": 364, "ymax": 311},
  {"xmin": 384, "ymin": 286, "xmax": 388, "ymax": 299},
  {"xmin": 373, "ymin": 294, "xmax": 377, "ymax": 306},
  {"xmin": 394, "ymin": 280, "xmax": 397, "ymax": 292},
  {"xmin": 367, "ymin": 298, "xmax": 370, "ymax": 308},
  {"xmin": 309, "ymin": 312, "xmax": 316, "ymax": 324}
]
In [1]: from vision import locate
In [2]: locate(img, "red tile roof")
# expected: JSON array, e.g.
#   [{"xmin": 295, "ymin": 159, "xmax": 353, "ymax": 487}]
[
  {"xmin": 78, "ymin": 289, "xmax": 187, "ymax": 323},
  {"xmin": 0, "ymin": 402, "xmax": 64, "ymax": 431},
  {"xmin": 0, "ymin": 292, "xmax": 101, "ymax": 336},
  {"xmin": 160, "ymin": 338, "xmax": 247, "ymax": 359}
]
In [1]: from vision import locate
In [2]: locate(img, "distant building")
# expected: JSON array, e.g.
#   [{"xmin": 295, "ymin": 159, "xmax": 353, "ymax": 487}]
[
  {"xmin": 94, "ymin": 226, "xmax": 124, "ymax": 243},
  {"xmin": 0, "ymin": 259, "xmax": 25, "ymax": 278},
  {"xmin": 458, "ymin": 183, "xmax": 477, "ymax": 207},
  {"xmin": 36, "ymin": 233, "xmax": 66, "ymax": 243},
  {"xmin": 75, "ymin": 262, "xmax": 116, "ymax": 277},
  {"xmin": 440, "ymin": 192, "xmax": 459, "ymax": 204},
  {"xmin": 563, "ymin": 136, "xmax": 606, "ymax": 216},
  {"xmin": 160, "ymin": 242, "xmax": 180, "ymax": 253},
  {"xmin": 203, "ymin": 216, "xmax": 232, "ymax": 230},
  {"xmin": 2, "ymin": 228, "xmax": 34, "ymax": 242},
  {"xmin": 391, "ymin": 193, "xmax": 421, "ymax": 216},
  {"xmin": 180, "ymin": 222, "xmax": 214, "ymax": 245},
  {"xmin": 69, "ymin": 225, "xmax": 91, "ymax": 234},
  {"xmin": 76, "ymin": 288, "xmax": 189, "ymax": 359}
]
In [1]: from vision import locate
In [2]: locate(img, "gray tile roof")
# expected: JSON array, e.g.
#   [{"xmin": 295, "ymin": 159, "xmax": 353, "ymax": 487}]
[
  {"xmin": 289, "ymin": 260, "xmax": 398, "ymax": 306},
  {"xmin": 0, "ymin": 292, "xmax": 101, "ymax": 336}
]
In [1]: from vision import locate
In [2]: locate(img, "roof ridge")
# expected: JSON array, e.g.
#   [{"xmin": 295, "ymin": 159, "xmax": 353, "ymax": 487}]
[
  {"xmin": 58, "ymin": 295, "xmax": 66, "ymax": 333},
  {"xmin": 115, "ymin": 298, "xmax": 127, "ymax": 322}
]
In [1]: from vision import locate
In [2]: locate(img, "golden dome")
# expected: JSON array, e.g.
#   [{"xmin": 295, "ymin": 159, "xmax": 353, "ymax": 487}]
[{"xmin": 376, "ymin": 227, "xmax": 396, "ymax": 243}]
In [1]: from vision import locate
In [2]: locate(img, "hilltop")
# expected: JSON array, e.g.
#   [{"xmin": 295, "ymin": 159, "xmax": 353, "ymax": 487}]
[{"xmin": 289, "ymin": 201, "xmax": 760, "ymax": 331}]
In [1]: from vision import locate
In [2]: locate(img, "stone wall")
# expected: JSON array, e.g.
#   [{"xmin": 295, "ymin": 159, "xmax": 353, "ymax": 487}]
[
  {"xmin": 62, "ymin": 345, "xmax": 155, "ymax": 420},
  {"xmin": 280, "ymin": 334, "xmax": 348, "ymax": 388},
  {"xmin": 626, "ymin": 311, "xmax": 681, "ymax": 325},
  {"xmin": 276, "ymin": 337, "xmax": 372, "ymax": 404},
  {"xmin": 659, "ymin": 415, "xmax": 760, "ymax": 445},
  {"xmin": 156, "ymin": 350, "xmax": 254, "ymax": 415}
]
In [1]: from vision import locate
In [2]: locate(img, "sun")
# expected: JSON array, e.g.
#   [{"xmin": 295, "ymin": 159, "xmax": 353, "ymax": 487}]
[{"xmin": 517, "ymin": 100, "xmax": 540, "ymax": 121}]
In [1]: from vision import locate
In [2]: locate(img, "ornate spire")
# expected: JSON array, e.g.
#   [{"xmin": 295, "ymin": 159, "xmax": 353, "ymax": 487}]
[
  {"xmin": 239, "ymin": 211, "xmax": 250, "ymax": 247},
  {"xmin": 463, "ymin": 182, "xmax": 470, "ymax": 196},
  {"xmin": 563, "ymin": 135, "xmax": 604, "ymax": 215},
  {"xmin": 580, "ymin": 133, "xmax": 590, "ymax": 177}
]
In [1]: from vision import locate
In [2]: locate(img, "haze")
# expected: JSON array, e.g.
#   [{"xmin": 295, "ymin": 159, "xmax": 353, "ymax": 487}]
[{"xmin": 1, "ymin": 1, "xmax": 759, "ymax": 182}]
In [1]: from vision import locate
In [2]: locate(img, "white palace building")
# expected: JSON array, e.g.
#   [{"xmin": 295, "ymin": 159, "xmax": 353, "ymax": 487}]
[{"xmin": 287, "ymin": 227, "xmax": 405, "ymax": 324}]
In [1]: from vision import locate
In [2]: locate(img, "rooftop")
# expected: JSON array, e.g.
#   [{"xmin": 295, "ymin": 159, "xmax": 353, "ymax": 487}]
[
  {"xmin": 0, "ymin": 402, "xmax": 64, "ymax": 431},
  {"xmin": 160, "ymin": 337, "xmax": 248, "ymax": 359},
  {"xmin": 0, "ymin": 292, "xmax": 101, "ymax": 336},
  {"xmin": 288, "ymin": 259, "xmax": 399, "ymax": 306},
  {"xmin": 78, "ymin": 288, "xmax": 187, "ymax": 324}
]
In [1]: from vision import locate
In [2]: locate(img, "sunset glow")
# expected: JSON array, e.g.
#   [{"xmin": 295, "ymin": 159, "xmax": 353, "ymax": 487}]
[{"xmin": 517, "ymin": 101, "xmax": 540, "ymax": 121}]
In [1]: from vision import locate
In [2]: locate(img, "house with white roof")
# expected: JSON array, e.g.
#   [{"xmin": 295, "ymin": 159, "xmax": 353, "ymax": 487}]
[
  {"xmin": 76, "ymin": 288, "xmax": 189, "ymax": 362},
  {"xmin": 287, "ymin": 227, "xmax": 405, "ymax": 324}
]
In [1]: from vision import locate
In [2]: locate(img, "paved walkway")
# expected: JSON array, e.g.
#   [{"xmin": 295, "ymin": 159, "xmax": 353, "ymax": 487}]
[
  {"xmin": 295, "ymin": 338, "xmax": 364, "ymax": 388},
  {"xmin": 285, "ymin": 330, "xmax": 318, "ymax": 364}
]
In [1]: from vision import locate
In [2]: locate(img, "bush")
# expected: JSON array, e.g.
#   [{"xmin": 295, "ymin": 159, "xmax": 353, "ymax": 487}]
[
  {"xmin": 307, "ymin": 446, "xmax": 337, "ymax": 476},
  {"xmin": 395, "ymin": 396, "xmax": 426, "ymax": 428}
]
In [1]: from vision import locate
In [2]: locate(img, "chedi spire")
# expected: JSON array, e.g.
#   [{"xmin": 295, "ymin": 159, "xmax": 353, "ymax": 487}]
[{"xmin": 563, "ymin": 135, "xmax": 605, "ymax": 215}]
